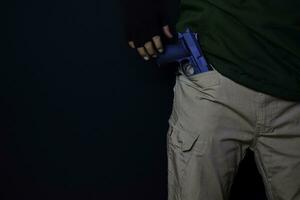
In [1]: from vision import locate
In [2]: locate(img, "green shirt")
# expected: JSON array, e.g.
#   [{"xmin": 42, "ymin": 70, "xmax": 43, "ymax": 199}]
[{"xmin": 176, "ymin": 0, "xmax": 300, "ymax": 101}]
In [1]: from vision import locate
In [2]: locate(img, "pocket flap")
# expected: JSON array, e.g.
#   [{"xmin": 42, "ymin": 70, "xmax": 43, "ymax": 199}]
[
  {"xmin": 170, "ymin": 125, "xmax": 200, "ymax": 152},
  {"xmin": 181, "ymin": 131, "xmax": 200, "ymax": 152}
]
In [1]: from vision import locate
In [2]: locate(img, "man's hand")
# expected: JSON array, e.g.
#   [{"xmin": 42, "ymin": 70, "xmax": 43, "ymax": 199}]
[
  {"xmin": 128, "ymin": 25, "xmax": 174, "ymax": 60},
  {"xmin": 121, "ymin": 0, "xmax": 176, "ymax": 61}
]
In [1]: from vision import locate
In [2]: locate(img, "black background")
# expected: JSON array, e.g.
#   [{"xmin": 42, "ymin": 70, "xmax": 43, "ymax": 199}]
[{"xmin": 3, "ymin": 0, "xmax": 266, "ymax": 199}]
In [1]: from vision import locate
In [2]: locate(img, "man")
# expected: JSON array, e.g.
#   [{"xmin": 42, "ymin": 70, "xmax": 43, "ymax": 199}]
[{"xmin": 120, "ymin": 0, "xmax": 300, "ymax": 199}]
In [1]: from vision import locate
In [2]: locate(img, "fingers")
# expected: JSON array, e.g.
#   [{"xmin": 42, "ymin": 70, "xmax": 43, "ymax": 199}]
[
  {"xmin": 137, "ymin": 40, "xmax": 158, "ymax": 61},
  {"xmin": 130, "ymin": 40, "xmax": 152, "ymax": 61},
  {"xmin": 152, "ymin": 35, "xmax": 164, "ymax": 53},
  {"xmin": 128, "ymin": 25, "xmax": 174, "ymax": 61},
  {"xmin": 128, "ymin": 41, "xmax": 135, "ymax": 48},
  {"xmin": 144, "ymin": 41, "xmax": 158, "ymax": 58},
  {"xmin": 130, "ymin": 36, "xmax": 163, "ymax": 60},
  {"xmin": 137, "ymin": 47, "xmax": 150, "ymax": 60}
]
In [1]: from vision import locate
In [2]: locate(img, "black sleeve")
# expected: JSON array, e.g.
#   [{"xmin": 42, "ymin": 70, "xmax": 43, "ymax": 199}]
[{"xmin": 119, "ymin": 0, "xmax": 177, "ymax": 48}]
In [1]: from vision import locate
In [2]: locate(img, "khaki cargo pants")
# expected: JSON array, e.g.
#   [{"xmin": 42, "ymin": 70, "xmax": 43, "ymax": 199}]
[{"xmin": 167, "ymin": 68, "xmax": 300, "ymax": 200}]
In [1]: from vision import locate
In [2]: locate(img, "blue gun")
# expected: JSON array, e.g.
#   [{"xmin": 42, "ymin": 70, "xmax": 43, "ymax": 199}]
[{"xmin": 156, "ymin": 27, "xmax": 212, "ymax": 76}]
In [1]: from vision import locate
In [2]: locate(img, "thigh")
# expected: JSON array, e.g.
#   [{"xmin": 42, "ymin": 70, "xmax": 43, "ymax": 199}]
[
  {"xmin": 167, "ymin": 70, "xmax": 254, "ymax": 200},
  {"xmin": 254, "ymin": 99, "xmax": 300, "ymax": 200}
]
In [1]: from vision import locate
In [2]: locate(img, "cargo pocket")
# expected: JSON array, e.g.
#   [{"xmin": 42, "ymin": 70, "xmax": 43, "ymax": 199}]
[
  {"xmin": 167, "ymin": 122, "xmax": 208, "ymax": 188},
  {"xmin": 168, "ymin": 123, "xmax": 207, "ymax": 155}
]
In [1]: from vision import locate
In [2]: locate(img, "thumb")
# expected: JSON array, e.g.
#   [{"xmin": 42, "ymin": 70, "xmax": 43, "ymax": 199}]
[
  {"xmin": 162, "ymin": 24, "xmax": 178, "ymax": 44},
  {"xmin": 163, "ymin": 25, "xmax": 173, "ymax": 38}
]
